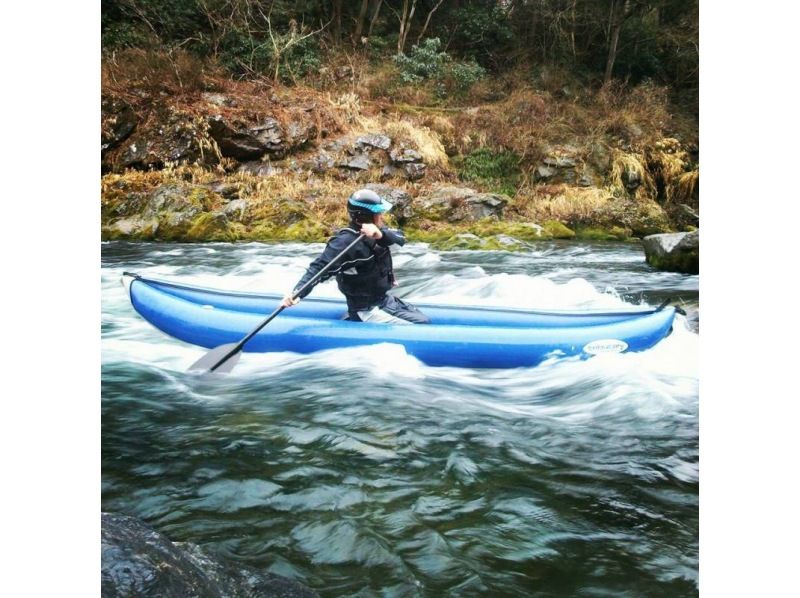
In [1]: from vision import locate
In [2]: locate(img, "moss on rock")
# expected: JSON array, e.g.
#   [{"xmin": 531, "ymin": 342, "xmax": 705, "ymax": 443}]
[{"xmin": 542, "ymin": 220, "xmax": 576, "ymax": 239}]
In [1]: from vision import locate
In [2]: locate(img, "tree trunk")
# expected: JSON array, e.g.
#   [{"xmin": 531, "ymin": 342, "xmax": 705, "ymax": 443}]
[
  {"xmin": 416, "ymin": 0, "xmax": 445, "ymax": 45},
  {"xmin": 368, "ymin": 0, "xmax": 383, "ymax": 37},
  {"xmin": 604, "ymin": 0, "xmax": 629, "ymax": 84},
  {"xmin": 401, "ymin": 0, "xmax": 418, "ymax": 53},
  {"xmin": 332, "ymin": 0, "xmax": 343, "ymax": 46},
  {"xmin": 352, "ymin": 0, "xmax": 370, "ymax": 46}
]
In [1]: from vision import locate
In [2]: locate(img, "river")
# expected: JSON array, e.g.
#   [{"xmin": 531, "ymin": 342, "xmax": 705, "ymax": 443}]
[{"xmin": 101, "ymin": 239, "xmax": 699, "ymax": 596}]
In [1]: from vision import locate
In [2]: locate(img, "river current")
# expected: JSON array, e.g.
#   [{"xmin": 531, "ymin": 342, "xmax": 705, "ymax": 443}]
[{"xmin": 101, "ymin": 240, "xmax": 699, "ymax": 596}]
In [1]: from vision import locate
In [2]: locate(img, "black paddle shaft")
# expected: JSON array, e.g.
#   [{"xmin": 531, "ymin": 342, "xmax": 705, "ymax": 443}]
[{"xmin": 201, "ymin": 232, "xmax": 366, "ymax": 373}]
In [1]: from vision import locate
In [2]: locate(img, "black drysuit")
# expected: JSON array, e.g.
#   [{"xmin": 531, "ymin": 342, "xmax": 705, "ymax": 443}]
[{"xmin": 293, "ymin": 225, "xmax": 430, "ymax": 323}]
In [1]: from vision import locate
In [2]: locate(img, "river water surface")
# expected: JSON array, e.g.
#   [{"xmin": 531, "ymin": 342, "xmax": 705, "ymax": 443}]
[{"xmin": 101, "ymin": 240, "xmax": 699, "ymax": 596}]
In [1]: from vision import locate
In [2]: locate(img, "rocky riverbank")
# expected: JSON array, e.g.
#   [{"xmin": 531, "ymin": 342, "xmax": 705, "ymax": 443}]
[{"xmin": 101, "ymin": 74, "xmax": 699, "ymax": 267}]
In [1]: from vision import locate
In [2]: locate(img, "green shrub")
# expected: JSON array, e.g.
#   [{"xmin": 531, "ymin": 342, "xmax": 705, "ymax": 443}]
[
  {"xmin": 393, "ymin": 38, "xmax": 486, "ymax": 97},
  {"xmin": 456, "ymin": 148, "xmax": 521, "ymax": 196},
  {"xmin": 393, "ymin": 38, "xmax": 449, "ymax": 83}
]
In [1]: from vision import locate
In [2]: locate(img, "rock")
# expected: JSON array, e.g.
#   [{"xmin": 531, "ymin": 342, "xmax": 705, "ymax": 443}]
[
  {"xmin": 493, "ymin": 234, "xmax": 525, "ymax": 249},
  {"xmin": 417, "ymin": 186, "xmax": 508, "ymax": 222},
  {"xmin": 207, "ymin": 182, "xmax": 240, "ymax": 199},
  {"xmin": 381, "ymin": 165, "xmax": 404, "ymax": 180},
  {"xmin": 341, "ymin": 154, "xmax": 371, "ymax": 171},
  {"xmin": 104, "ymin": 216, "xmax": 159, "ymax": 239},
  {"xmin": 101, "ymin": 98, "xmax": 137, "ymax": 152},
  {"xmin": 101, "ymin": 512, "xmax": 318, "ymax": 598},
  {"xmin": 250, "ymin": 118, "xmax": 285, "ymax": 154},
  {"xmin": 202, "ymin": 92, "xmax": 232, "ymax": 106},
  {"xmin": 389, "ymin": 148, "xmax": 423, "ymax": 163},
  {"xmin": 309, "ymin": 152, "xmax": 336, "ymax": 174},
  {"xmin": 208, "ymin": 115, "xmax": 268, "ymax": 161},
  {"xmin": 642, "ymin": 230, "xmax": 699, "ymax": 274},
  {"xmin": 185, "ymin": 212, "xmax": 236, "ymax": 241},
  {"xmin": 621, "ymin": 166, "xmax": 642, "ymax": 191},
  {"xmin": 403, "ymin": 162, "xmax": 426, "ymax": 180},
  {"xmin": 534, "ymin": 165, "xmax": 556, "ymax": 181},
  {"xmin": 577, "ymin": 173, "xmax": 593, "ymax": 187},
  {"xmin": 356, "ymin": 134, "xmax": 392, "ymax": 151},
  {"xmin": 543, "ymin": 156, "xmax": 577, "ymax": 168},
  {"xmin": 237, "ymin": 161, "xmax": 282, "ymax": 177},
  {"xmin": 286, "ymin": 120, "xmax": 317, "ymax": 150},
  {"xmin": 220, "ymin": 199, "xmax": 249, "ymax": 222},
  {"xmin": 364, "ymin": 183, "xmax": 413, "ymax": 223},
  {"xmin": 119, "ymin": 140, "xmax": 162, "ymax": 170},
  {"xmin": 143, "ymin": 185, "xmax": 201, "ymax": 219},
  {"xmin": 588, "ymin": 143, "xmax": 612, "ymax": 174},
  {"xmin": 335, "ymin": 65, "xmax": 353, "ymax": 80}
]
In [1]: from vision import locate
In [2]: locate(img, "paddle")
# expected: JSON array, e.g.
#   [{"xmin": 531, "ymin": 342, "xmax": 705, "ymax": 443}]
[{"xmin": 189, "ymin": 232, "xmax": 366, "ymax": 374}]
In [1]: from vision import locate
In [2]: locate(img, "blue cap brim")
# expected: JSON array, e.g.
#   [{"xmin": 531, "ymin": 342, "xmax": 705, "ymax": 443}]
[{"xmin": 349, "ymin": 198, "xmax": 393, "ymax": 213}]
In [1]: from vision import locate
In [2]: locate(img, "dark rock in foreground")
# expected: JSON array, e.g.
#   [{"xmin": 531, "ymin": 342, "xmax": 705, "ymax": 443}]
[
  {"xmin": 642, "ymin": 231, "xmax": 699, "ymax": 274},
  {"xmin": 101, "ymin": 512, "xmax": 318, "ymax": 598}
]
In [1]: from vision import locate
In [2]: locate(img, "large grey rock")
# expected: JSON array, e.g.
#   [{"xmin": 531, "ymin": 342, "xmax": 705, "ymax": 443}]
[
  {"xmin": 356, "ymin": 134, "xmax": 392, "ymax": 151},
  {"xmin": 207, "ymin": 116, "xmax": 286, "ymax": 161},
  {"xmin": 389, "ymin": 148, "xmax": 423, "ymax": 163},
  {"xmin": 534, "ymin": 165, "xmax": 556, "ymax": 181},
  {"xmin": 143, "ymin": 185, "xmax": 201, "ymax": 219},
  {"xmin": 286, "ymin": 120, "xmax": 317, "ymax": 150},
  {"xmin": 403, "ymin": 162, "xmax": 426, "ymax": 180},
  {"xmin": 417, "ymin": 186, "xmax": 508, "ymax": 222},
  {"xmin": 543, "ymin": 155, "xmax": 577, "ymax": 168},
  {"xmin": 341, "ymin": 154, "xmax": 371, "ymax": 171},
  {"xmin": 105, "ymin": 216, "xmax": 159, "ymax": 238},
  {"xmin": 101, "ymin": 512, "xmax": 318, "ymax": 598},
  {"xmin": 642, "ymin": 231, "xmax": 699, "ymax": 274}
]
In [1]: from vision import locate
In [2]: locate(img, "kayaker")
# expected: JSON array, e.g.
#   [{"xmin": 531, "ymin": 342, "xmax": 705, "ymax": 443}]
[{"xmin": 280, "ymin": 189, "xmax": 430, "ymax": 324}]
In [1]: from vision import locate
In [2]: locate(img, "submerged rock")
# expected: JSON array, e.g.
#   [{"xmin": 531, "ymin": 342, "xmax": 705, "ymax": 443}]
[
  {"xmin": 101, "ymin": 512, "xmax": 318, "ymax": 598},
  {"xmin": 642, "ymin": 230, "xmax": 699, "ymax": 274}
]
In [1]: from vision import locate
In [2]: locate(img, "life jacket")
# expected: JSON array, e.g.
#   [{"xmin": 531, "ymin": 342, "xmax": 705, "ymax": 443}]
[{"xmin": 332, "ymin": 227, "xmax": 394, "ymax": 311}]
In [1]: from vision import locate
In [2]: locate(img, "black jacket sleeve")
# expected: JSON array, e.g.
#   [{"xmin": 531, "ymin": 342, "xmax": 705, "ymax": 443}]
[
  {"xmin": 292, "ymin": 233, "xmax": 357, "ymax": 299},
  {"xmin": 377, "ymin": 226, "xmax": 406, "ymax": 247}
]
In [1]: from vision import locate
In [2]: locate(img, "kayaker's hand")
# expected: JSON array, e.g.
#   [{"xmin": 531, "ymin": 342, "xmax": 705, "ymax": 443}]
[
  {"xmin": 281, "ymin": 293, "xmax": 300, "ymax": 308},
  {"xmin": 361, "ymin": 223, "xmax": 383, "ymax": 239}
]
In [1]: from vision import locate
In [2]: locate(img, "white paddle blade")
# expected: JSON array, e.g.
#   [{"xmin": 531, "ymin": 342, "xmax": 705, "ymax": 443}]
[{"xmin": 188, "ymin": 343, "xmax": 242, "ymax": 373}]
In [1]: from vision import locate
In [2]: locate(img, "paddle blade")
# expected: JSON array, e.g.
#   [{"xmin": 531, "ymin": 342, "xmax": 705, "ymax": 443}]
[{"xmin": 188, "ymin": 343, "xmax": 242, "ymax": 373}]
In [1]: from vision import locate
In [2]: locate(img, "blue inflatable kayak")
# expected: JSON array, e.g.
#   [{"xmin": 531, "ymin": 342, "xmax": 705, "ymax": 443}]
[{"xmin": 123, "ymin": 273, "xmax": 676, "ymax": 368}]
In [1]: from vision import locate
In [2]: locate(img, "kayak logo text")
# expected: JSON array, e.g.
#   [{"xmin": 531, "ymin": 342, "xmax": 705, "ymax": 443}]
[{"xmin": 583, "ymin": 339, "xmax": 628, "ymax": 354}]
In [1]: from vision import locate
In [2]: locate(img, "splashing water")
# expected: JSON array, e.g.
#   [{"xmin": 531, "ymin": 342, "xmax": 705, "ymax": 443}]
[{"xmin": 102, "ymin": 240, "xmax": 698, "ymax": 596}]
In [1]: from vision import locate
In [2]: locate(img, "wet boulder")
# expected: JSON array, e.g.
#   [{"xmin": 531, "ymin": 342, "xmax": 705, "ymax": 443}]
[
  {"xmin": 101, "ymin": 512, "xmax": 318, "ymax": 598},
  {"xmin": 642, "ymin": 230, "xmax": 699, "ymax": 274}
]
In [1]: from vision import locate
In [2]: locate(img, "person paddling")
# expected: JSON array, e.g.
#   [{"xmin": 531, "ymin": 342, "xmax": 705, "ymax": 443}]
[{"xmin": 281, "ymin": 189, "xmax": 430, "ymax": 324}]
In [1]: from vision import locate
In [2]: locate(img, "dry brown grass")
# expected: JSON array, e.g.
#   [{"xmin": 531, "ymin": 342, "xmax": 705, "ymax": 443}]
[
  {"xmin": 610, "ymin": 151, "xmax": 656, "ymax": 199},
  {"xmin": 673, "ymin": 169, "xmax": 699, "ymax": 204},
  {"xmin": 512, "ymin": 186, "xmax": 614, "ymax": 222}
]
